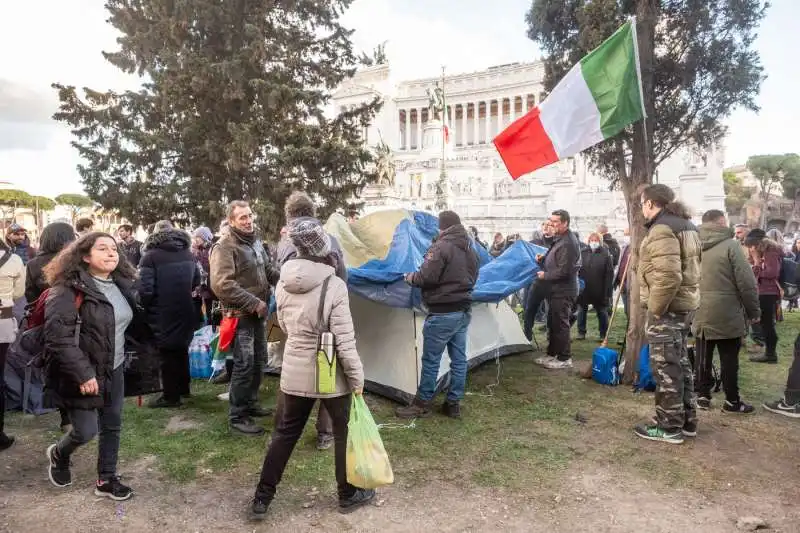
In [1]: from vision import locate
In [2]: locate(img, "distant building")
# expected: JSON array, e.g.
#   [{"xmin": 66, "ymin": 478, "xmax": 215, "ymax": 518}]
[{"xmin": 332, "ymin": 62, "xmax": 726, "ymax": 240}]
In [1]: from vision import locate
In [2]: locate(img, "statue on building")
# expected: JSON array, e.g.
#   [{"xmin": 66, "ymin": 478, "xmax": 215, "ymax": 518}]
[
  {"xmin": 426, "ymin": 82, "xmax": 444, "ymax": 121},
  {"xmin": 373, "ymin": 137, "xmax": 396, "ymax": 187}
]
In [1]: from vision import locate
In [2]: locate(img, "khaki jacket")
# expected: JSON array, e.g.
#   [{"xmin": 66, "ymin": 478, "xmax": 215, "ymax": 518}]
[
  {"xmin": 638, "ymin": 211, "xmax": 701, "ymax": 316},
  {"xmin": 0, "ymin": 250, "xmax": 25, "ymax": 343},
  {"xmin": 276, "ymin": 259, "xmax": 363, "ymax": 398},
  {"xmin": 692, "ymin": 223, "xmax": 760, "ymax": 340}
]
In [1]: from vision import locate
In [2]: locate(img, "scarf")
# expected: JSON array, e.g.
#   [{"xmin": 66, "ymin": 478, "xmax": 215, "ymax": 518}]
[{"xmin": 230, "ymin": 226, "xmax": 256, "ymax": 246}]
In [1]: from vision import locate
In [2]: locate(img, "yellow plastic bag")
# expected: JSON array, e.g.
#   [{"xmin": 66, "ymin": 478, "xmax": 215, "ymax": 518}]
[{"xmin": 346, "ymin": 394, "xmax": 394, "ymax": 489}]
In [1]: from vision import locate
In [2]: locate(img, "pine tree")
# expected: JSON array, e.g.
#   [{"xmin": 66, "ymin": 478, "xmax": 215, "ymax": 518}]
[{"xmin": 53, "ymin": 0, "xmax": 382, "ymax": 234}]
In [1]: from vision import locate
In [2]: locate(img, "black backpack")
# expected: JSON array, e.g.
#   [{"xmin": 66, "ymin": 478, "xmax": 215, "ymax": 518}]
[{"xmin": 780, "ymin": 257, "xmax": 799, "ymax": 299}]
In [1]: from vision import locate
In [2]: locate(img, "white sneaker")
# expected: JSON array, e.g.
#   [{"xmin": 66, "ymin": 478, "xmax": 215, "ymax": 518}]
[
  {"xmin": 217, "ymin": 391, "xmax": 230, "ymax": 401},
  {"xmin": 543, "ymin": 358, "xmax": 573, "ymax": 370},
  {"xmin": 534, "ymin": 355, "xmax": 555, "ymax": 366}
]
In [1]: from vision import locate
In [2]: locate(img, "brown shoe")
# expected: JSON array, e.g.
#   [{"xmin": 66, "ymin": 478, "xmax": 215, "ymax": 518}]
[
  {"xmin": 441, "ymin": 401, "xmax": 461, "ymax": 419},
  {"xmin": 395, "ymin": 397, "xmax": 432, "ymax": 419}
]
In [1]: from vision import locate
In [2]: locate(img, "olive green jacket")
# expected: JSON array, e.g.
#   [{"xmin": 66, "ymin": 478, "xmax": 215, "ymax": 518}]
[
  {"xmin": 638, "ymin": 211, "xmax": 702, "ymax": 316},
  {"xmin": 692, "ymin": 223, "xmax": 760, "ymax": 339}
]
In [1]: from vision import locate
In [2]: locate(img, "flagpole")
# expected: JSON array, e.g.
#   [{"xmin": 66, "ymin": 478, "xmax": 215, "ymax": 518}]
[{"xmin": 630, "ymin": 15, "xmax": 652, "ymax": 182}]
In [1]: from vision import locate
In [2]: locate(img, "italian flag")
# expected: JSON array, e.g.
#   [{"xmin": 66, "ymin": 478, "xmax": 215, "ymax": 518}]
[{"xmin": 493, "ymin": 20, "xmax": 645, "ymax": 179}]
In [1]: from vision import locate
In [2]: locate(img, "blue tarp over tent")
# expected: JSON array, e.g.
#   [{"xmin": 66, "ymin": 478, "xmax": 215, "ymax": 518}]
[{"xmin": 346, "ymin": 211, "xmax": 555, "ymax": 309}]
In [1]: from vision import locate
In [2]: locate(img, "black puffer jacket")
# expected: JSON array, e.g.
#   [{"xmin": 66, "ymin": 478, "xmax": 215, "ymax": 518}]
[
  {"xmin": 44, "ymin": 271, "xmax": 152, "ymax": 410},
  {"xmin": 25, "ymin": 251, "xmax": 57, "ymax": 303},
  {"xmin": 577, "ymin": 246, "xmax": 614, "ymax": 307},
  {"xmin": 409, "ymin": 224, "xmax": 479, "ymax": 314},
  {"xmin": 139, "ymin": 229, "xmax": 200, "ymax": 349}
]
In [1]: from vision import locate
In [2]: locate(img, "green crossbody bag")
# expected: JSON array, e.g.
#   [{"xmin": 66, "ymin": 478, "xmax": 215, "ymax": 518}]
[{"xmin": 315, "ymin": 277, "xmax": 337, "ymax": 394}]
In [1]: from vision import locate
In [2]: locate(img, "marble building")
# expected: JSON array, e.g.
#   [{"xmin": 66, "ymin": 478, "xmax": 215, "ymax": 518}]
[{"xmin": 331, "ymin": 62, "xmax": 726, "ymax": 240}]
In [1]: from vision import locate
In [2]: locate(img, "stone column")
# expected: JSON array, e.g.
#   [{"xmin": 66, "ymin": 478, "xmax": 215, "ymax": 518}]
[
  {"xmin": 473, "ymin": 102, "xmax": 479, "ymax": 145},
  {"xmin": 416, "ymin": 108, "xmax": 422, "ymax": 150},
  {"xmin": 460, "ymin": 104, "xmax": 466, "ymax": 146},
  {"xmin": 485, "ymin": 100, "xmax": 491, "ymax": 143},
  {"xmin": 402, "ymin": 109, "xmax": 411, "ymax": 151}
]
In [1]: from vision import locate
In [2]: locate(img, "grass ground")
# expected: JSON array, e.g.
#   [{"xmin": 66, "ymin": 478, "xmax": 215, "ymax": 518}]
[{"xmin": 8, "ymin": 310, "xmax": 798, "ymax": 499}]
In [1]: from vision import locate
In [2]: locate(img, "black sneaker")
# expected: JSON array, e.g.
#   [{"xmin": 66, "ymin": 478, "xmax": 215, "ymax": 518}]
[
  {"xmin": 46, "ymin": 444, "xmax": 72, "ymax": 488},
  {"xmin": 697, "ymin": 397, "xmax": 711, "ymax": 410},
  {"xmin": 250, "ymin": 497, "xmax": 271, "ymax": 521},
  {"xmin": 441, "ymin": 400, "xmax": 461, "ymax": 419},
  {"xmin": 230, "ymin": 418, "xmax": 265, "ymax": 436},
  {"xmin": 248, "ymin": 406, "xmax": 275, "ymax": 418},
  {"xmin": 339, "ymin": 488, "xmax": 376, "ymax": 514},
  {"xmin": 682, "ymin": 420, "xmax": 698, "ymax": 437},
  {"xmin": 316, "ymin": 433, "xmax": 334, "ymax": 451},
  {"xmin": 722, "ymin": 400, "xmax": 755, "ymax": 414},
  {"xmin": 147, "ymin": 395, "xmax": 182, "ymax": 409},
  {"xmin": 749, "ymin": 353, "xmax": 778, "ymax": 364},
  {"xmin": 0, "ymin": 433, "xmax": 14, "ymax": 452},
  {"xmin": 763, "ymin": 398, "xmax": 800, "ymax": 419},
  {"xmin": 95, "ymin": 477, "xmax": 133, "ymax": 501}
]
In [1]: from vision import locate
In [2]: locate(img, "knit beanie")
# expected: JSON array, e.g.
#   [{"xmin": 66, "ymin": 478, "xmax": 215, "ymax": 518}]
[
  {"xmin": 438, "ymin": 210, "xmax": 461, "ymax": 231},
  {"xmin": 744, "ymin": 228, "xmax": 766, "ymax": 247},
  {"xmin": 289, "ymin": 219, "xmax": 331, "ymax": 258},
  {"xmin": 193, "ymin": 226, "xmax": 213, "ymax": 243}
]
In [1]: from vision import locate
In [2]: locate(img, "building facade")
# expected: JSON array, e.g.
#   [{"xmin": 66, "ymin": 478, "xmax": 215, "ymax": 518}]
[{"xmin": 332, "ymin": 62, "xmax": 726, "ymax": 240}]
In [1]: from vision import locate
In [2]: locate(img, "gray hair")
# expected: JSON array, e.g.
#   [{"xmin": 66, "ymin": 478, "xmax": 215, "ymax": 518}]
[
  {"xmin": 226, "ymin": 200, "xmax": 250, "ymax": 220},
  {"xmin": 153, "ymin": 220, "xmax": 173, "ymax": 233}
]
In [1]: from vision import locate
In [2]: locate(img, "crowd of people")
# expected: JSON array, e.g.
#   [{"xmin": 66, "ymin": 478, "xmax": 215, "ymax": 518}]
[{"xmin": 0, "ymin": 183, "xmax": 798, "ymax": 520}]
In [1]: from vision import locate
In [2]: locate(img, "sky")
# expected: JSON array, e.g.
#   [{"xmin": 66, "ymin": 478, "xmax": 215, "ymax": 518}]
[{"xmin": 0, "ymin": 0, "xmax": 796, "ymax": 197}]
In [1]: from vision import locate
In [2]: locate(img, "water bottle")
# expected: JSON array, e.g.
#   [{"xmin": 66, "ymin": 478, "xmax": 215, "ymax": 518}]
[{"xmin": 319, "ymin": 332, "xmax": 335, "ymax": 365}]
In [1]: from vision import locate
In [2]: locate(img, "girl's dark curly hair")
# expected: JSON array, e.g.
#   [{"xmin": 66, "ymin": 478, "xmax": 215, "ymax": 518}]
[{"xmin": 44, "ymin": 232, "xmax": 136, "ymax": 287}]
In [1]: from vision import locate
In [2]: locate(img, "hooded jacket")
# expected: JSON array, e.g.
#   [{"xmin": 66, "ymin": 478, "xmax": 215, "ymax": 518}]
[
  {"xmin": 276, "ymin": 259, "xmax": 363, "ymax": 398},
  {"xmin": 692, "ymin": 223, "xmax": 760, "ymax": 340},
  {"xmin": 751, "ymin": 239, "xmax": 783, "ymax": 296},
  {"xmin": 210, "ymin": 228, "xmax": 280, "ymax": 317},
  {"xmin": 409, "ymin": 224, "xmax": 479, "ymax": 314},
  {"xmin": 638, "ymin": 209, "xmax": 701, "ymax": 316},
  {"xmin": 44, "ymin": 270, "xmax": 153, "ymax": 410},
  {"xmin": 139, "ymin": 229, "xmax": 201, "ymax": 349},
  {"xmin": 577, "ymin": 245, "xmax": 614, "ymax": 307}
]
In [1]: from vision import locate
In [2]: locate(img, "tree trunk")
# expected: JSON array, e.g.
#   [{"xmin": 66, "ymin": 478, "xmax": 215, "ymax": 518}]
[{"xmin": 621, "ymin": 0, "xmax": 657, "ymax": 385}]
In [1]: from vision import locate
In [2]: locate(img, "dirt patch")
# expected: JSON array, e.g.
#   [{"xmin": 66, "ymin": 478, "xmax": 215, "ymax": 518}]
[
  {"xmin": 2, "ymin": 446, "xmax": 798, "ymax": 533},
  {"xmin": 164, "ymin": 416, "xmax": 203, "ymax": 434}
]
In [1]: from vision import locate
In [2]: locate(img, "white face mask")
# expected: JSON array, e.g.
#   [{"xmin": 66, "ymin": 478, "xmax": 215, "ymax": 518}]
[{"xmin": 589, "ymin": 242, "xmax": 600, "ymax": 251}]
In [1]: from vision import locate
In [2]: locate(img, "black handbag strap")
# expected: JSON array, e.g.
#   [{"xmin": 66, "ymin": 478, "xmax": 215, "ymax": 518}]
[
  {"xmin": 316, "ymin": 276, "xmax": 332, "ymax": 332},
  {"xmin": 0, "ymin": 249, "xmax": 14, "ymax": 272}
]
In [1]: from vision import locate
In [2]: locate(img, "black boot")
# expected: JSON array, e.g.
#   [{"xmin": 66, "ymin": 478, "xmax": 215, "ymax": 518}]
[
  {"xmin": 395, "ymin": 397, "xmax": 432, "ymax": 419},
  {"xmin": 441, "ymin": 400, "xmax": 461, "ymax": 419},
  {"xmin": 249, "ymin": 496, "xmax": 272, "ymax": 521},
  {"xmin": 0, "ymin": 433, "xmax": 14, "ymax": 452},
  {"xmin": 339, "ymin": 489, "xmax": 376, "ymax": 514}
]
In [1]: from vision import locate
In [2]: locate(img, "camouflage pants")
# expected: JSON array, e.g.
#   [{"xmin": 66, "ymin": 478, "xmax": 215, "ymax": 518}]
[{"xmin": 646, "ymin": 312, "xmax": 697, "ymax": 431}]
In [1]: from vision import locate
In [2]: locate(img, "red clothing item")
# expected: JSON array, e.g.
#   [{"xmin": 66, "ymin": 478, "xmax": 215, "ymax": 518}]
[{"xmin": 753, "ymin": 248, "xmax": 782, "ymax": 296}]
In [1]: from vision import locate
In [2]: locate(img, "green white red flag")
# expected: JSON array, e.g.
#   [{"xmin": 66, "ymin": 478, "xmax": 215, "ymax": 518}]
[{"xmin": 493, "ymin": 20, "xmax": 645, "ymax": 179}]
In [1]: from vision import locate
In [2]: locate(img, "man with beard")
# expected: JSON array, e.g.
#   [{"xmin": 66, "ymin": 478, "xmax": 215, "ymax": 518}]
[{"xmin": 211, "ymin": 202, "xmax": 281, "ymax": 435}]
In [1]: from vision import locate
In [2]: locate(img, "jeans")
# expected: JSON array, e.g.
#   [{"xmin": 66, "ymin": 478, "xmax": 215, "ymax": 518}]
[
  {"xmin": 523, "ymin": 288, "xmax": 547, "ymax": 341},
  {"xmin": 418, "ymin": 311, "xmax": 471, "ymax": 402},
  {"xmin": 695, "ymin": 337, "xmax": 742, "ymax": 403},
  {"xmin": 785, "ymin": 333, "xmax": 800, "ymax": 404},
  {"xmin": 160, "ymin": 345, "xmax": 191, "ymax": 402},
  {"xmin": 548, "ymin": 292, "xmax": 576, "ymax": 359},
  {"xmin": 229, "ymin": 315, "xmax": 267, "ymax": 422},
  {"xmin": 647, "ymin": 312, "xmax": 696, "ymax": 432},
  {"xmin": 57, "ymin": 365, "xmax": 125, "ymax": 480},
  {"xmin": 758, "ymin": 295, "xmax": 779, "ymax": 359},
  {"xmin": 0, "ymin": 343, "xmax": 8, "ymax": 435},
  {"xmin": 577, "ymin": 304, "xmax": 609, "ymax": 337},
  {"xmin": 255, "ymin": 393, "xmax": 355, "ymax": 501}
]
